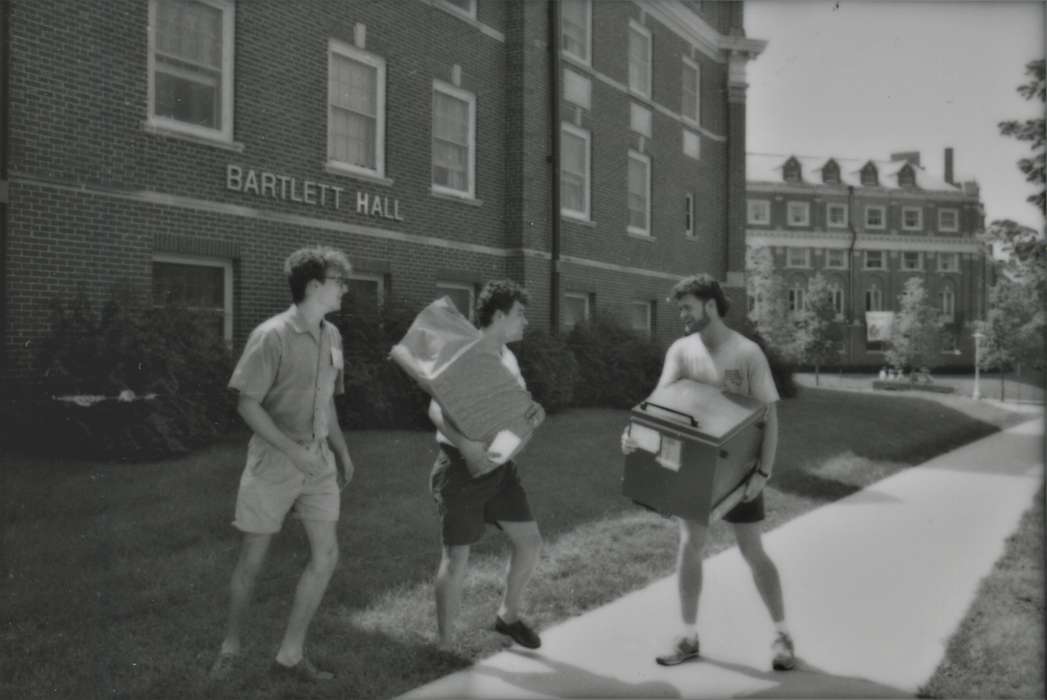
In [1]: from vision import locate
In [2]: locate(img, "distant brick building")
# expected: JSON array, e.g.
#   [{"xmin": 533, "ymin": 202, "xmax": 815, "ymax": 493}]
[
  {"xmin": 745, "ymin": 149, "xmax": 988, "ymax": 368},
  {"xmin": 0, "ymin": 0, "xmax": 766, "ymax": 384}
]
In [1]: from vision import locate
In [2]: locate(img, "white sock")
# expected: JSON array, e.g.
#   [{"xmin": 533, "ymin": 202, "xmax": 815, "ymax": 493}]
[
  {"xmin": 774, "ymin": 621, "xmax": 790, "ymax": 637},
  {"xmin": 681, "ymin": 623, "xmax": 699, "ymax": 640}
]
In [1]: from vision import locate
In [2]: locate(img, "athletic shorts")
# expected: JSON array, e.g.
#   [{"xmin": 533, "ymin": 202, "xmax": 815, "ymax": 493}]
[
  {"xmin": 233, "ymin": 435, "xmax": 340, "ymax": 534},
  {"xmin": 429, "ymin": 444, "xmax": 534, "ymax": 546},
  {"xmin": 723, "ymin": 491, "xmax": 765, "ymax": 524}
]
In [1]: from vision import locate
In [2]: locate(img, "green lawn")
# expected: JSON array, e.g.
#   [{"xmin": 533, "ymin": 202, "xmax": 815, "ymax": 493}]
[{"xmin": 0, "ymin": 389, "xmax": 1017, "ymax": 698}]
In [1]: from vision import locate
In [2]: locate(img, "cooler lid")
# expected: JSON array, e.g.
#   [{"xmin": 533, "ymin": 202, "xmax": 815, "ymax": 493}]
[{"xmin": 632, "ymin": 379, "xmax": 765, "ymax": 441}]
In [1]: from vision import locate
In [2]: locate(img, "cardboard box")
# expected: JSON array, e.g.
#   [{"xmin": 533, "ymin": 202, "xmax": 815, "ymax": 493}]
[{"xmin": 622, "ymin": 379, "xmax": 767, "ymax": 523}]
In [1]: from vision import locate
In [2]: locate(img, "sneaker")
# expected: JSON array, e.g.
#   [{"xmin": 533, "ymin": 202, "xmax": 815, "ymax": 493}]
[
  {"xmin": 494, "ymin": 615, "xmax": 542, "ymax": 649},
  {"xmin": 771, "ymin": 632, "xmax": 796, "ymax": 671},
  {"xmin": 207, "ymin": 652, "xmax": 239, "ymax": 681},
  {"xmin": 270, "ymin": 657, "xmax": 335, "ymax": 682},
  {"xmin": 655, "ymin": 636, "xmax": 701, "ymax": 666}
]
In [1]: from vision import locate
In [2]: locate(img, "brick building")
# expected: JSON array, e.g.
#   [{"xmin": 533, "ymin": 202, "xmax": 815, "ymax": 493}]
[
  {"xmin": 0, "ymin": 0, "xmax": 765, "ymax": 384},
  {"xmin": 745, "ymin": 149, "xmax": 988, "ymax": 368}
]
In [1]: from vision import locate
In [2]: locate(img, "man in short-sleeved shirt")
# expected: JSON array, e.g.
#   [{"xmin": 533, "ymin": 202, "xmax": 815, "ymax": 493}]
[
  {"xmin": 209, "ymin": 246, "xmax": 356, "ymax": 684},
  {"xmin": 621, "ymin": 274, "xmax": 797, "ymax": 672}
]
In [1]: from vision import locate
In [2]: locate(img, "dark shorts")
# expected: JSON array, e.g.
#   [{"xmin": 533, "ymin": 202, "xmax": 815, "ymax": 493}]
[
  {"xmin": 429, "ymin": 445, "xmax": 535, "ymax": 546},
  {"xmin": 723, "ymin": 491, "xmax": 765, "ymax": 524}
]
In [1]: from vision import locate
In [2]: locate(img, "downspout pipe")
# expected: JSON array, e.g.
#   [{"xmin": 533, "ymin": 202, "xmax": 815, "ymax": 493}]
[
  {"xmin": 0, "ymin": 0, "xmax": 10, "ymax": 378},
  {"xmin": 547, "ymin": 0, "xmax": 561, "ymax": 334}
]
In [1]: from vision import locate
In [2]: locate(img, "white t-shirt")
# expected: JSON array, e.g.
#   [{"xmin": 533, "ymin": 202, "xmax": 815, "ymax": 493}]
[
  {"xmin": 661, "ymin": 331, "xmax": 779, "ymax": 404},
  {"xmin": 434, "ymin": 346, "xmax": 526, "ymax": 445}
]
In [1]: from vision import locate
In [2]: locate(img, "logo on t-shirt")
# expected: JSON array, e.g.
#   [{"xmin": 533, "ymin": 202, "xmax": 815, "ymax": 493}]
[{"xmin": 723, "ymin": 369, "xmax": 745, "ymax": 393}]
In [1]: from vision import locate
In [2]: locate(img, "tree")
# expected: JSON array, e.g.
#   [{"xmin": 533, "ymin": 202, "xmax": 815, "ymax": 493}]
[
  {"xmin": 998, "ymin": 59, "xmax": 1045, "ymax": 218},
  {"xmin": 746, "ymin": 246, "xmax": 798, "ymax": 360},
  {"xmin": 885, "ymin": 277, "xmax": 943, "ymax": 377},
  {"xmin": 793, "ymin": 273, "xmax": 843, "ymax": 386}
]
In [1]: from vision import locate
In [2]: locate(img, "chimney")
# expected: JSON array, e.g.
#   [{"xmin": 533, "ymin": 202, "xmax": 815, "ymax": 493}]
[
  {"xmin": 890, "ymin": 150, "xmax": 921, "ymax": 166},
  {"xmin": 944, "ymin": 147, "xmax": 954, "ymax": 185}
]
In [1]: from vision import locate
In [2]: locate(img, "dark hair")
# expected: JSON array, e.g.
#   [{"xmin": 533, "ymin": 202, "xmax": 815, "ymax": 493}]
[
  {"xmin": 475, "ymin": 280, "xmax": 530, "ymax": 328},
  {"xmin": 284, "ymin": 246, "xmax": 352, "ymax": 303},
  {"xmin": 669, "ymin": 273, "xmax": 730, "ymax": 317}
]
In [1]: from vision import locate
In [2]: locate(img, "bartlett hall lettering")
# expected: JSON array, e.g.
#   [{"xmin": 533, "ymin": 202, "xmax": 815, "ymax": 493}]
[{"xmin": 225, "ymin": 164, "xmax": 404, "ymax": 222}]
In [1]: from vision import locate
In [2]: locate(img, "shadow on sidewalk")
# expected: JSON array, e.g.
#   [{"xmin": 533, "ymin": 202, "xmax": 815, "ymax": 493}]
[
  {"xmin": 474, "ymin": 649, "xmax": 682, "ymax": 698},
  {"xmin": 704, "ymin": 657, "xmax": 911, "ymax": 698}
]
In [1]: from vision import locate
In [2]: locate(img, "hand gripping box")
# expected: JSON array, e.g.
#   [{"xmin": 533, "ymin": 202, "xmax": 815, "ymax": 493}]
[
  {"xmin": 389, "ymin": 296, "xmax": 545, "ymax": 474},
  {"xmin": 622, "ymin": 379, "xmax": 767, "ymax": 523}
]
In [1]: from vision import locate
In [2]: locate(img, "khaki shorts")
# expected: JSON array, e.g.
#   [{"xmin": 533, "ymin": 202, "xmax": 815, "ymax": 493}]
[{"xmin": 233, "ymin": 435, "xmax": 340, "ymax": 534}]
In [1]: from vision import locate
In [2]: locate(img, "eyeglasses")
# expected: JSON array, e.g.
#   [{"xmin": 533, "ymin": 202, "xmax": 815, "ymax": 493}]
[{"xmin": 325, "ymin": 276, "xmax": 350, "ymax": 288}]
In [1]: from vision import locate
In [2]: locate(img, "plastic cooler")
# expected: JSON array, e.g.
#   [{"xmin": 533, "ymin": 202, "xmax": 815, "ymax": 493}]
[{"xmin": 622, "ymin": 379, "xmax": 767, "ymax": 523}]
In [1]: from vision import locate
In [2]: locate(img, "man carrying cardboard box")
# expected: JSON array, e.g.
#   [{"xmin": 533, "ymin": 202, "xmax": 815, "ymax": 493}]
[
  {"xmin": 621, "ymin": 274, "xmax": 797, "ymax": 671},
  {"xmin": 427, "ymin": 280, "xmax": 544, "ymax": 649}
]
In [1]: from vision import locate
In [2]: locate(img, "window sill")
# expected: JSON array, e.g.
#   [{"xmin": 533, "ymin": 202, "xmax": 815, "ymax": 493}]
[
  {"xmin": 430, "ymin": 188, "xmax": 483, "ymax": 207},
  {"xmin": 142, "ymin": 121, "xmax": 244, "ymax": 152},
  {"xmin": 324, "ymin": 163, "xmax": 394, "ymax": 187},
  {"xmin": 626, "ymin": 230, "xmax": 654, "ymax": 241},
  {"xmin": 560, "ymin": 50, "xmax": 592, "ymax": 71},
  {"xmin": 562, "ymin": 213, "xmax": 596, "ymax": 227}
]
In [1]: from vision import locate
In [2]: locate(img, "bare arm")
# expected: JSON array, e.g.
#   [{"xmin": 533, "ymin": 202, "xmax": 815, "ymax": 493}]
[
  {"xmin": 237, "ymin": 395, "xmax": 325, "ymax": 476},
  {"xmin": 428, "ymin": 399, "xmax": 497, "ymax": 476},
  {"xmin": 758, "ymin": 402, "xmax": 779, "ymax": 476},
  {"xmin": 326, "ymin": 397, "xmax": 354, "ymax": 487},
  {"xmin": 622, "ymin": 346, "xmax": 679, "ymax": 454}
]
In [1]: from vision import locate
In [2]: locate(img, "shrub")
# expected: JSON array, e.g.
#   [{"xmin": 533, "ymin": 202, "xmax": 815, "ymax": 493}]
[
  {"xmin": 514, "ymin": 328, "xmax": 579, "ymax": 413},
  {"xmin": 566, "ymin": 318, "xmax": 664, "ymax": 409},
  {"xmin": 329, "ymin": 295, "xmax": 431, "ymax": 430},
  {"xmin": 29, "ymin": 285, "xmax": 235, "ymax": 459}
]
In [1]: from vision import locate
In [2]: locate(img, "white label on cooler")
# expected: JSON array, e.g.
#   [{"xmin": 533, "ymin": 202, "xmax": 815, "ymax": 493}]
[
  {"xmin": 629, "ymin": 422, "xmax": 661, "ymax": 454},
  {"xmin": 657, "ymin": 436, "xmax": 682, "ymax": 472}
]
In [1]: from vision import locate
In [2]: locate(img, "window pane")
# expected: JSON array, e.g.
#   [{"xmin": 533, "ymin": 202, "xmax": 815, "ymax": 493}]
[
  {"xmin": 348, "ymin": 278, "xmax": 381, "ymax": 308},
  {"xmin": 681, "ymin": 62, "xmax": 698, "ymax": 120},
  {"xmin": 156, "ymin": 68, "xmax": 218, "ymax": 128},
  {"xmin": 561, "ymin": 0, "xmax": 588, "ymax": 58},
  {"xmin": 563, "ymin": 295, "xmax": 588, "ymax": 328},
  {"xmin": 156, "ymin": 0, "xmax": 222, "ymax": 68},
  {"xmin": 437, "ymin": 286, "xmax": 474, "ymax": 320}
]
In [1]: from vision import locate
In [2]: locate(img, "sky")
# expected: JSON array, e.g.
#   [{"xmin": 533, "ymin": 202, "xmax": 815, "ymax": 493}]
[{"xmin": 745, "ymin": 1, "xmax": 1045, "ymax": 232}]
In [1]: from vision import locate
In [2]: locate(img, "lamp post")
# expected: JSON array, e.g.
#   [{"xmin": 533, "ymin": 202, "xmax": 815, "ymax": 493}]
[{"xmin": 972, "ymin": 331, "xmax": 985, "ymax": 400}]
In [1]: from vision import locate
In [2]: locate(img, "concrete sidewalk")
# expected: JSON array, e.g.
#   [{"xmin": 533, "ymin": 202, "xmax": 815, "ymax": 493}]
[{"xmin": 400, "ymin": 416, "xmax": 1044, "ymax": 699}]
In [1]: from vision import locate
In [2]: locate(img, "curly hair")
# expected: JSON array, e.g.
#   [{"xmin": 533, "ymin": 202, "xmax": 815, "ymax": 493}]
[
  {"xmin": 475, "ymin": 279, "xmax": 531, "ymax": 328},
  {"xmin": 668, "ymin": 273, "xmax": 730, "ymax": 318},
  {"xmin": 284, "ymin": 246, "xmax": 352, "ymax": 303}
]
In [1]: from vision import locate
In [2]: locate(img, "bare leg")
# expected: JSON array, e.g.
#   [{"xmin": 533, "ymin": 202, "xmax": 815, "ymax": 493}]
[
  {"xmin": 220, "ymin": 532, "xmax": 272, "ymax": 655},
  {"xmin": 677, "ymin": 518, "xmax": 708, "ymax": 625},
  {"xmin": 733, "ymin": 522, "xmax": 785, "ymax": 623},
  {"xmin": 275, "ymin": 519, "xmax": 339, "ymax": 666},
  {"xmin": 495, "ymin": 520, "xmax": 542, "ymax": 622},
  {"xmin": 434, "ymin": 544, "xmax": 470, "ymax": 644}
]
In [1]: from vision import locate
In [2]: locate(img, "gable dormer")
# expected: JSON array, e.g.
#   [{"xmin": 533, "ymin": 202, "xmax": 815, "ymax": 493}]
[
  {"xmin": 822, "ymin": 159, "xmax": 841, "ymax": 185},
  {"xmin": 783, "ymin": 156, "xmax": 802, "ymax": 183},
  {"xmin": 860, "ymin": 161, "xmax": 879, "ymax": 187},
  {"xmin": 897, "ymin": 163, "xmax": 916, "ymax": 188}
]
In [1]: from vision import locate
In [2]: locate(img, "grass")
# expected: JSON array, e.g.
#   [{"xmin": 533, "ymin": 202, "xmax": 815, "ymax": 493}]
[
  {"xmin": 919, "ymin": 488, "xmax": 1045, "ymax": 699},
  {"xmin": 0, "ymin": 389, "xmax": 1021, "ymax": 698}
]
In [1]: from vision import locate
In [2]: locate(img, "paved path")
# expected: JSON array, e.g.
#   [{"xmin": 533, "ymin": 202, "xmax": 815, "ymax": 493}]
[{"xmin": 400, "ymin": 416, "xmax": 1044, "ymax": 699}]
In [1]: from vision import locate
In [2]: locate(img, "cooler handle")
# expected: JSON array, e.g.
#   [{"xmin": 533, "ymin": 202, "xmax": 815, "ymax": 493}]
[{"xmin": 640, "ymin": 400, "xmax": 699, "ymax": 428}]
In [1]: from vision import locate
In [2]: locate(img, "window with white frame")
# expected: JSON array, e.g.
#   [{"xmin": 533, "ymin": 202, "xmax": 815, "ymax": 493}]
[
  {"xmin": 864, "ymin": 250, "xmax": 885, "ymax": 270},
  {"xmin": 787, "ymin": 201, "xmax": 810, "ymax": 227},
  {"xmin": 152, "ymin": 254, "xmax": 233, "ymax": 343},
  {"xmin": 684, "ymin": 192, "xmax": 695, "ymax": 237},
  {"xmin": 902, "ymin": 206, "xmax": 923, "ymax": 231},
  {"xmin": 431, "ymin": 81, "xmax": 476, "ymax": 197},
  {"xmin": 328, "ymin": 40, "xmax": 386, "ymax": 177},
  {"xmin": 630, "ymin": 103, "xmax": 652, "ymax": 137},
  {"xmin": 561, "ymin": 123, "xmax": 591, "ymax": 220},
  {"xmin": 786, "ymin": 248, "xmax": 810, "ymax": 268},
  {"xmin": 825, "ymin": 249, "xmax": 848, "ymax": 269},
  {"xmin": 681, "ymin": 56, "xmax": 700, "ymax": 124},
  {"xmin": 830, "ymin": 283, "xmax": 845, "ymax": 317},
  {"xmin": 629, "ymin": 300, "xmax": 653, "ymax": 337},
  {"xmin": 938, "ymin": 208, "xmax": 959, "ymax": 232},
  {"xmin": 562, "ymin": 292, "xmax": 591, "ymax": 329},
  {"xmin": 560, "ymin": 0, "xmax": 591, "ymax": 64},
  {"xmin": 865, "ymin": 205, "xmax": 886, "ymax": 229},
  {"xmin": 628, "ymin": 21, "xmax": 652, "ymax": 98},
  {"xmin": 563, "ymin": 68, "xmax": 591, "ymax": 109},
  {"xmin": 682, "ymin": 130, "xmax": 701, "ymax": 160},
  {"xmin": 788, "ymin": 284, "xmax": 805, "ymax": 313},
  {"xmin": 939, "ymin": 284, "xmax": 955, "ymax": 319},
  {"xmin": 827, "ymin": 202, "xmax": 848, "ymax": 228},
  {"xmin": 901, "ymin": 251, "xmax": 923, "ymax": 271},
  {"xmin": 938, "ymin": 252, "xmax": 959, "ymax": 272},
  {"xmin": 347, "ymin": 272, "xmax": 385, "ymax": 308},
  {"xmin": 436, "ymin": 282, "xmax": 476, "ymax": 321},
  {"xmin": 865, "ymin": 283, "xmax": 883, "ymax": 311},
  {"xmin": 627, "ymin": 151, "xmax": 651, "ymax": 235},
  {"xmin": 148, "ymin": 0, "xmax": 235, "ymax": 141},
  {"xmin": 747, "ymin": 200, "xmax": 770, "ymax": 225},
  {"xmin": 439, "ymin": 0, "xmax": 476, "ymax": 19}
]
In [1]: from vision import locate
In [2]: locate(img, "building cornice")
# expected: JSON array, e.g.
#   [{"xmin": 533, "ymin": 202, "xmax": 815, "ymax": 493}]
[
  {"xmin": 636, "ymin": 0, "xmax": 725, "ymax": 63},
  {"xmin": 747, "ymin": 182, "xmax": 976, "ymax": 203},
  {"xmin": 746, "ymin": 228, "xmax": 984, "ymax": 254}
]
